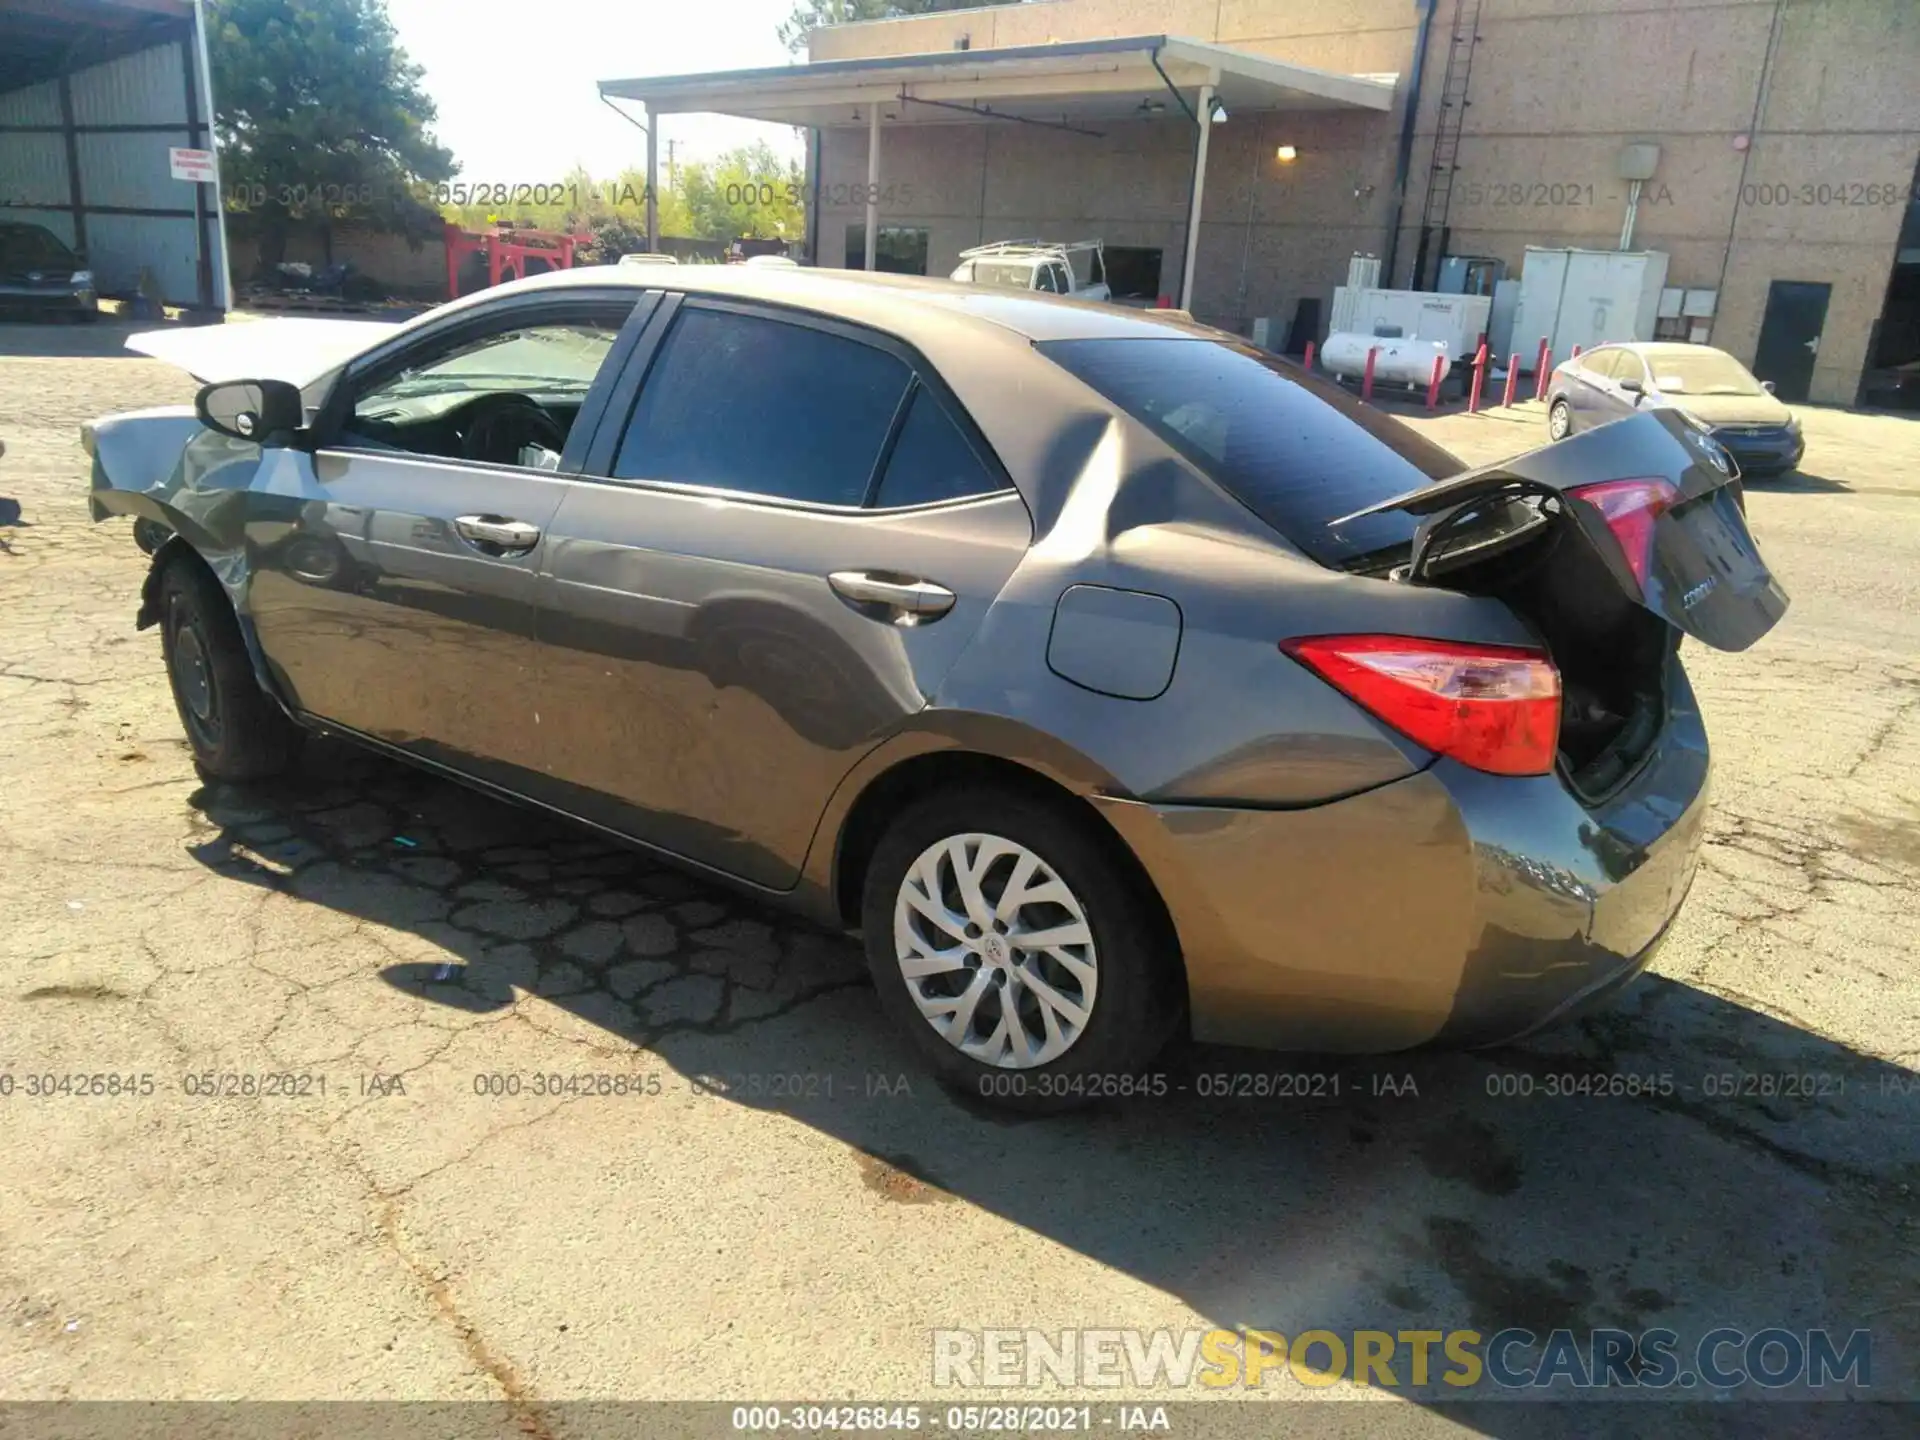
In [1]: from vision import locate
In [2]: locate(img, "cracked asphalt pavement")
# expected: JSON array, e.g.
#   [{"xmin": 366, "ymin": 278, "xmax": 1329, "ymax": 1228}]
[{"xmin": 1, "ymin": 323, "xmax": 1916, "ymax": 1432}]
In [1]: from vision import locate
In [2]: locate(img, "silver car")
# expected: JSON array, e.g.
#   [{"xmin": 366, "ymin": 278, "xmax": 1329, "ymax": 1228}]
[
  {"xmin": 1546, "ymin": 341, "xmax": 1807, "ymax": 476},
  {"xmin": 85, "ymin": 267, "xmax": 1787, "ymax": 1109}
]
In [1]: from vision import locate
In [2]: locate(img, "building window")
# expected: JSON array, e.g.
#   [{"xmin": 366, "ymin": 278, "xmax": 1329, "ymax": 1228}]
[
  {"xmin": 1102, "ymin": 246, "xmax": 1164, "ymax": 302},
  {"xmin": 846, "ymin": 225, "xmax": 929, "ymax": 275}
]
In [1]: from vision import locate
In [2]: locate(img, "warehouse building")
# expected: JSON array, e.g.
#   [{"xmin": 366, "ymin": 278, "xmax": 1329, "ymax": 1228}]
[
  {"xmin": 0, "ymin": 0, "xmax": 230, "ymax": 314},
  {"xmin": 603, "ymin": 0, "xmax": 1920, "ymax": 409}
]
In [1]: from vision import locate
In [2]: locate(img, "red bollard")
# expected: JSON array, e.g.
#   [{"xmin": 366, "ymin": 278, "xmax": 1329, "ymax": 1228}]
[
  {"xmin": 1535, "ymin": 348, "xmax": 1553, "ymax": 401},
  {"xmin": 1303, "ymin": 340, "xmax": 1316, "ymax": 372},
  {"xmin": 1570, "ymin": 344, "xmax": 1582, "ymax": 361},
  {"xmin": 1502, "ymin": 353, "xmax": 1521, "ymax": 408},
  {"xmin": 1532, "ymin": 337, "xmax": 1550, "ymax": 400},
  {"xmin": 1361, "ymin": 346, "xmax": 1379, "ymax": 402},
  {"xmin": 1468, "ymin": 342, "xmax": 1488, "ymax": 414},
  {"xmin": 1426, "ymin": 352, "xmax": 1446, "ymax": 412}
]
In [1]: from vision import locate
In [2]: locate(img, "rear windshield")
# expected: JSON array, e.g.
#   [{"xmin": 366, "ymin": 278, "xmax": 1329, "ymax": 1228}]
[{"xmin": 1038, "ymin": 336, "xmax": 1463, "ymax": 567}]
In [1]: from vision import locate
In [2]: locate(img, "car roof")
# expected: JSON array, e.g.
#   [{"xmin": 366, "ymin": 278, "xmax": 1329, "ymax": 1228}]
[
  {"xmin": 470, "ymin": 261, "xmax": 1223, "ymax": 345},
  {"xmin": 1594, "ymin": 341, "xmax": 1737, "ymax": 360}
]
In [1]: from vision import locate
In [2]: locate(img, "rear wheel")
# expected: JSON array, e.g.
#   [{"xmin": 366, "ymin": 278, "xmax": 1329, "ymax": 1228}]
[
  {"xmin": 1548, "ymin": 398, "xmax": 1573, "ymax": 440},
  {"xmin": 860, "ymin": 788, "xmax": 1180, "ymax": 1112},
  {"xmin": 157, "ymin": 558, "xmax": 303, "ymax": 782},
  {"xmin": 132, "ymin": 518, "xmax": 171, "ymax": 556}
]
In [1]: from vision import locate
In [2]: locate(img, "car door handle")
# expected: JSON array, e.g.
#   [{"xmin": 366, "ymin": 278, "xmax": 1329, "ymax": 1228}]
[
  {"xmin": 828, "ymin": 571, "xmax": 956, "ymax": 619},
  {"xmin": 454, "ymin": 514, "xmax": 541, "ymax": 554}
]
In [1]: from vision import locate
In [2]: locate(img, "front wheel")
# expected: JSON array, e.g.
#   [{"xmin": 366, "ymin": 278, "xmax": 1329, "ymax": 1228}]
[
  {"xmin": 860, "ymin": 788, "xmax": 1181, "ymax": 1112},
  {"xmin": 157, "ymin": 558, "xmax": 304, "ymax": 782},
  {"xmin": 1548, "ymin": 398, "xmax": 1573, "ymax": 440}
]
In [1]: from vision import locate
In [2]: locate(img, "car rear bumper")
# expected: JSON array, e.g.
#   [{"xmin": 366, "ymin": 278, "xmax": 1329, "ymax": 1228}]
[{"xmin": 1093, "ymin": 663, "xmax": 1711, "ymax": 1053}]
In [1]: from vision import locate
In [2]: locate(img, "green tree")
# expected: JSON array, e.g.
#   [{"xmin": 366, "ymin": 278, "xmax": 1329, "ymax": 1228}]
[
  {"xmin": 778, "ymin": 0, "xmax": 1022, "ymax": 56},
  {"xmin": 207, "ymin": 0, "xmax": 455, "ymax": 269},
  {"xmin": 679, "ymin": 143, "xmax": 805, "ymax": 242}
]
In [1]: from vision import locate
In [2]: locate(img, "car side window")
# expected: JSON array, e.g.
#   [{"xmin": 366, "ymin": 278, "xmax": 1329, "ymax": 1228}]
[
  {"xmin": 870, "ymin": 386, "xmax": 1007, "ymax": 509},
  {"xmin": 1584, "ymin": 350, "xmax": 1620, "ymax": 381},
  {"xmin": 612, "ymin": 305, "xmax": 911, "ymax": 506},
  {"xmin": 343, "ymin": 309, "xmax": 630, "ymax": 469}
]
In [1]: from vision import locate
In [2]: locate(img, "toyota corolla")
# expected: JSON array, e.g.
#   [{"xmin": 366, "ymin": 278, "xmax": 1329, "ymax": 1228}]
[{"xmin": 84, "ymin": 266, "xmax": 1786, "ymax": 1109}]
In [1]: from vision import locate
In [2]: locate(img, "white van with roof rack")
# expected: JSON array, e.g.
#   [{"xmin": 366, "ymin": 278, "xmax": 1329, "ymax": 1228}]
[{"xmin": 949, "ymin": 239, "xmax": 1112, "ymax": 302}]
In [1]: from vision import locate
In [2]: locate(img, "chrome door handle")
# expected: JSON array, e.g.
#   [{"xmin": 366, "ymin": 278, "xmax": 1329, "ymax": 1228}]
[
  {"xmin": 828, "ymin": 570, "xmax": 956, "ymax": 618},
  {"xmin": 454, "ymin": 514, "xmax": 541, "ymax": 553}
]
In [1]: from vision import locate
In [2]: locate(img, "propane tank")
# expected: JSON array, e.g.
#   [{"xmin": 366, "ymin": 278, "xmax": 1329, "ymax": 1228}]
[{"xmin": 1321, "ymin": 332, "xmax": 1452, "ymax": 388}]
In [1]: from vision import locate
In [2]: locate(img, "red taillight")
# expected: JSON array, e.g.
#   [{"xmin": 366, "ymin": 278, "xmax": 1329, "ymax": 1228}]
[
  {"xmin": 1281, "ymin": 634, "xmax": 1561, "ymax": 777},
  {"xmin": 1566, "ymin": 477, "xmax": 1679, "ymax": 587}
]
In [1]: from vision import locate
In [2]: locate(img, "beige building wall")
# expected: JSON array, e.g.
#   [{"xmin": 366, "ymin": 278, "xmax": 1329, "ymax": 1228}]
[{"xmin": 807, "ymin": 0, "xmax": 1920, "ymax": 406}]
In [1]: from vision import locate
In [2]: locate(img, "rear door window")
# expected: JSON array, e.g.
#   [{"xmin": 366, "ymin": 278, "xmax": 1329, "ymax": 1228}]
[
  {"xmin": 1039, "ymin": 336, "xmax": 1463, "ymax": 567},
  {"xmin": 612, "ymin": 305, "xmax": 910, "ymax": 506},
  {"xmin": 870, "ymin": 386, "xmax": 1007, "ymax": 508}
]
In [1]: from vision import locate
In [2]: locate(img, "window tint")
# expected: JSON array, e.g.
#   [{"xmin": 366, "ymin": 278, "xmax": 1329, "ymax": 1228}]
[
  {"xmin": 871, "ymin": 387, "xmax": 1005, "ymax": 508},
  {"xmin": 614, "ymin": 306, "xmax": 910, "ymax": 505},
  {"xmin": 1582, "ymin": 349, "xmax": 1621, "ymax": 380},
  {"xmin": 1040, "ymin": 336, "xmax": 1464, "ymax": 568}
]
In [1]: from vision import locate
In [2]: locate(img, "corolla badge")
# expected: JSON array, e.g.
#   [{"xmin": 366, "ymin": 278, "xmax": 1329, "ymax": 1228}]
[{"xmin": 1681, "ymin": 576, "xmax": 1718, "ymax": 609}]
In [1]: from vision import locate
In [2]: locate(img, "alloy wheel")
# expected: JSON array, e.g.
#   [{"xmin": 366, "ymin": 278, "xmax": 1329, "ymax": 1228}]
[
  {"xmin": 1549, "ymin": 400, "xmax": 1571, "ymax": 440},
  {"xmin": 892, "ymin": 833, "xmax": 1098, "ymax": 1068}
]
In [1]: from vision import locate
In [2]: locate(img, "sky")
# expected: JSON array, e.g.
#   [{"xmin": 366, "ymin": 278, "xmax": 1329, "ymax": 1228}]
[{"xmin": 381, "ymin": 0, "xmax": 810, "ymax": 182}]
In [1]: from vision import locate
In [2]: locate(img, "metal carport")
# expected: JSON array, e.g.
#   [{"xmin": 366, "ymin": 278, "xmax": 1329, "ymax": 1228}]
[
  {"xmin": 0, "ymin": 0, "xmax": 229, "ymax": 313},
  {"xmin": 600, "ymin": 35, "xmax": 1395, "ymax": 310}
]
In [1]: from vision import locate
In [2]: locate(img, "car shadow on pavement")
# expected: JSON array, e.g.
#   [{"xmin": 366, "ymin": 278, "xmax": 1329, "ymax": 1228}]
[
  {"xmin": 183, "ymin": 741, "xmax": 1920, "ymax": 1428},
  {"xmin": 1749, "ymin": 469, "xmax": 1851, "ymax": 494}
]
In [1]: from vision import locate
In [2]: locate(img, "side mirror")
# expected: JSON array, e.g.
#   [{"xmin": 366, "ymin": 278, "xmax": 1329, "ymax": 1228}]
[
  {"xmin": 196, "ymin": 378, "xmax": 303, "ymax": 442},
  {"xmin": 1617, "ymin": 376, "xmax": 1643, "ymax": 395},
  {"xmin": 1761, "ymin": 379, "xmax": 1776, "ymax": 394}
]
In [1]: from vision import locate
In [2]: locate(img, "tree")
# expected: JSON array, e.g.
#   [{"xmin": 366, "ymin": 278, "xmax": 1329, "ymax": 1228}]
[
  {"xmin": 778, "ymin": 0, "xmax": 1022, "ymax": 56},
  {"xmin": 207, "ymin": 0, "xmax": 455, "ymax": 269},
  {"xmin": 678, "ymin": 144, "xmax": 805, "ymax": 242}
]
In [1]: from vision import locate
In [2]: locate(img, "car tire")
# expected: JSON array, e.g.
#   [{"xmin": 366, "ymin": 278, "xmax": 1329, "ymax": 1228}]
[
  {"xmin": 132, "ymin": 518, "xmax": 171, "ymax": 556},
  {"xmin": 1548, "ymin": 398, "xmax": 1573, "ymax": 440},
  {"xmin": 157, "ymin": 557, "xmax": 304, "ymax": 782},
  {"xmin": 860, "ymin": 787, "xmax": 1181, "ymax": 1113}
]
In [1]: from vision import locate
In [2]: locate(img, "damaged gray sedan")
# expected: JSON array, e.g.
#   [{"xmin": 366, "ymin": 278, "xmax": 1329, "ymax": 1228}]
[{"xmin": 85, "ymin": 267, "xmax": 1787, "ymax": 1108}]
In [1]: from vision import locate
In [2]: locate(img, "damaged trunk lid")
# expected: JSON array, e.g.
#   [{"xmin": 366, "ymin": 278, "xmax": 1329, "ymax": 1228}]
[{"xmin": 1339, "ymin": 408, "xmax": 1788, "ymax": 652}]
